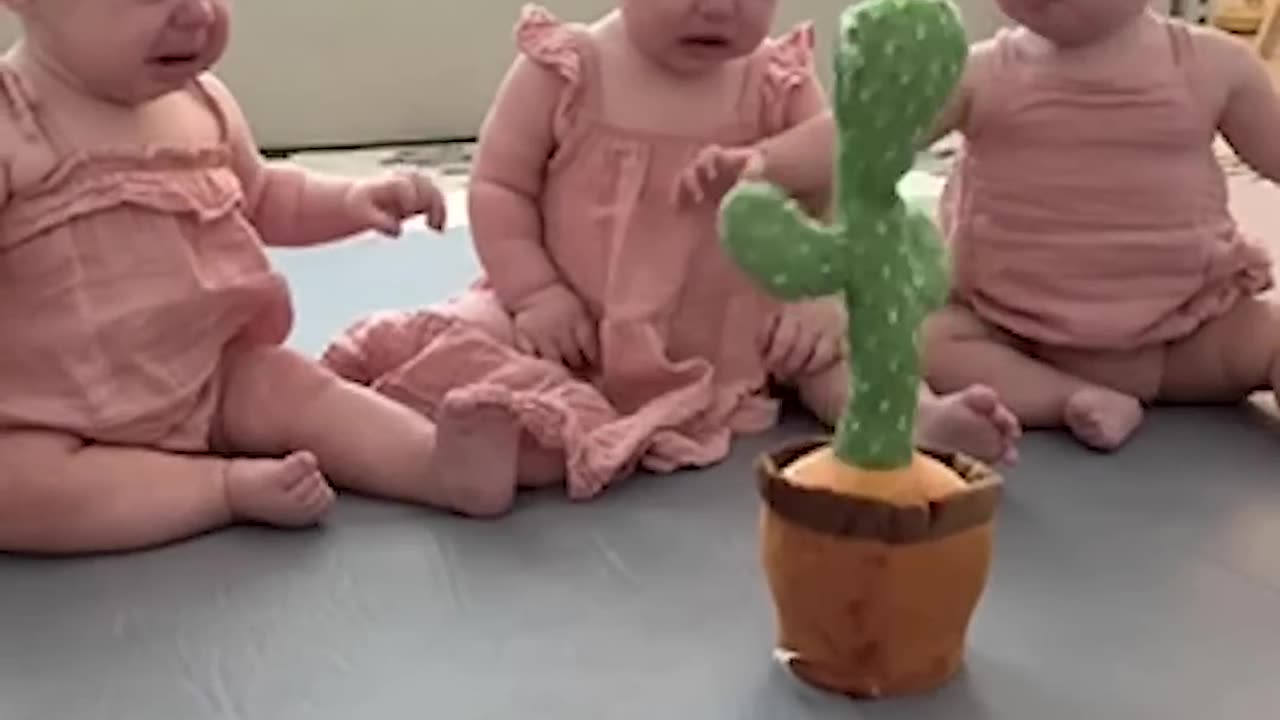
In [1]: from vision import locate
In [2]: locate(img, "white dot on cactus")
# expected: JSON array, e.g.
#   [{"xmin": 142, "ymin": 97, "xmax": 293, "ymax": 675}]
[
  {"xmin": 875, "ymin": 220, "xmax": 887, "ymax": 235},
  {"xmin": 896, "ymin": 416, "xmax": 907, "ymax": 432},
  {"xmin": 880, "ymin": 266, "xmax": 891, "ymax": 280},
  {"xmin": 879, "ymin": 399, "xmax": 889, "ymax": 413},
  {"xmin": 859, "ymin": 88, "xmax": 872, "ymax": 102},
  {"xmin": 915, "ymin": 25, "xmax": 927, "ymax": 41},
  {"xmin": 772, "ymin": 273, "xmax": 788, "ymax": 286},
  {"xmin": 797, "ymin": 244, "xmax": 810, "ymax": 255},
  {"xmin": 888, "ymin": 308, "xmax": 899, "ymax": 325},
  {"xmin": 821, "ymin": 263, "xmax": 833, "ymax": 275}
]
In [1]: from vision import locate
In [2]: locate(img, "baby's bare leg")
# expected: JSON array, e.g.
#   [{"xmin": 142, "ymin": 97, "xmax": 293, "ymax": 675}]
[
  {"xmin": 0, "ymin": 430, "xmax": 329, "ymax": 555},
  {"xmin": 794, "ymin": 362, "xmax": 1021, "ymax": 465},
  {"xmin": 924, "ymin": 304, "xmax": 1143, "ymax": 450},
  {"xmin": 217, "ymin": 345, "xmax": 524, "ymax": 517},
  {"xmin": 1158, "ymin": 298, "xmax": 1280, "ymax": 404}
]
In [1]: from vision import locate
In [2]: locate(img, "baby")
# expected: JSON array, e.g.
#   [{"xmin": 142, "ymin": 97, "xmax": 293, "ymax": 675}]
[
  {"xmin": 0, "ymin": 0, "xmax": 523, "ymax": 555},
  {"xmin": 322, "ymin": 0, "xmax": 1021, "ymax": 518},
  {"xmin": 917, "ymin": 0, "xmax": 1280, "ymax": 450}
]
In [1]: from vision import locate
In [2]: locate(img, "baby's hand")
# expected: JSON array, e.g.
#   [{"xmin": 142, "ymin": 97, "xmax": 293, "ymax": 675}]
[
  {"xmin": 512, "ymin": 284, "xmax": 599, "ymax": 371},
  {"xmin": 764, "ymin": 298, "xmax": 845, "ymax": 381},
  {"xmin": 674, "ymin": 144, "xmax": 765, "ymax": 206},
  {"xmin": 347, "ymin": 171, "xmax": 447, "ymax": 236}
]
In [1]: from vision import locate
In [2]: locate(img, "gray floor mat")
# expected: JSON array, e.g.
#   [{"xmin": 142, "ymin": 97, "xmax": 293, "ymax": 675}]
[
  {"xmin": 3, "ymin": 229, "xmax": 1279, "ymax": 719},
  {"xmin": 3, "ymin": 407, "xmax": 1279, "ymax": 720}
]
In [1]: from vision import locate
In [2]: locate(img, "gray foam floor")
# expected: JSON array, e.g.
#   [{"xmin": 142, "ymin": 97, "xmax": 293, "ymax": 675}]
[{"xmin": 2, "ymin": 229, "xmax": 1279, "ymax": 720}]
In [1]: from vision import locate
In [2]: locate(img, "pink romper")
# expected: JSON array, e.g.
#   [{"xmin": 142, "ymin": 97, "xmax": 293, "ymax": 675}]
[
  {"xmin": 940, "ymin": 18, "xmax": 1272, "ymax": 355},
  {"xmin": 0, "ymin": 65, "xmax": 291, "ymax": 451},
  {"xmin": 323, "ymin": 7, "xmax": 817, "ymax": 499}
]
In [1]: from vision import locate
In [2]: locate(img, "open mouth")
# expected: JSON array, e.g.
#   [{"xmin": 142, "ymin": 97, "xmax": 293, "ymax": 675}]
[
  {"xmin": 148, "ymin": 53, "xmax": 201, "ymax": 68},
  {"xmin": 680, "ymin": 35, "xmax": 731, "ymax": 49}
]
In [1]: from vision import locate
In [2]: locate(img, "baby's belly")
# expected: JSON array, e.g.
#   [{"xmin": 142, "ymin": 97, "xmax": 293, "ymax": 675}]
[
  {"xmin": 0, "ymin": 212, "xmax": 289, "ymax": 434},
  {"xmin": 955, "ymin": 217, "xmax": 1225, "ymax": 348}
]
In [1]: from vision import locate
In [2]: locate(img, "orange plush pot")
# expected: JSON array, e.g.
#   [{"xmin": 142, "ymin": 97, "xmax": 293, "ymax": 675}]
[{"xmin": 757, "ymin": 438, "xmax": 1003, "ymax": 698}]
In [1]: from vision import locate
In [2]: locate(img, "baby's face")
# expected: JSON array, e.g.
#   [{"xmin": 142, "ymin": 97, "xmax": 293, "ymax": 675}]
[
  {"xmin": 996, "ymin": 0, "xmax": 1148, "ymax": 46},
  {"xmin": 619, "ymin": 0, "xmax": 778, "ymax": 74},
  {"xmin": 14, "ymin": 0, "xmax": 229, "ymax": 102}
]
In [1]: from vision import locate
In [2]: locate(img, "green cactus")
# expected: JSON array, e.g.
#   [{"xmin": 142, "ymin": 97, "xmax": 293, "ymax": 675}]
[{"xmin": 720, "ymin": 0, "xmax": 968, "ymax": 470}]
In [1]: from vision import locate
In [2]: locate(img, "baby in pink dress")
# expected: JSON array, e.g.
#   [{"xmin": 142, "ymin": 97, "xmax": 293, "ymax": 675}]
[
  {"xmin": 324, "ymin": 0, "xmax": 1022, "ymax": 517},
  {"xmin": 919, "ymin": 0, "xmax": 1280, "ymax": 450},
  {"xmin": 0, "ymin": 0, "xmax": 528, "ymax": 555}
]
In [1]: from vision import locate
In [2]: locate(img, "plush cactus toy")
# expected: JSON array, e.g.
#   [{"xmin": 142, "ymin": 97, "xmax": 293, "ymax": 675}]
[
  {"xmin": 723, "ymin": 0, "xmax": 959, "ymax": 473},
  {"xmin": 720, "ymin": 0, "xmax": 1004, "ymax": 698}
]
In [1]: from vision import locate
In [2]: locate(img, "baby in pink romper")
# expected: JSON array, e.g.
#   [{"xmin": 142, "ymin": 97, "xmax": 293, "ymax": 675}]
[
  {"xmin": 0, "ymin": 0, "xmax": 525, "ymax": 555},
  {"xmin": 919, "ymin": 0, "xmax": 1280, "ymax": 450},
  {"xmin": 323, "ymin": 0, "xmax": 1022, "ymax": 517}
]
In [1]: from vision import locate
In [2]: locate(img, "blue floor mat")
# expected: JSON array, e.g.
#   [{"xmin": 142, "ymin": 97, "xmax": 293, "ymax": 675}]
[{"xmin": 267, "ymin": 225, "xmax": 479, "ymax": 356}]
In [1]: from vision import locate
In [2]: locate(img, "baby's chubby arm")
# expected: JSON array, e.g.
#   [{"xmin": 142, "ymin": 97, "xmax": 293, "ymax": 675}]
[
  {"xmin": 1214, "ymin": 32, "xmax": 1280, "ymax": 183},
  {"xmin": 467, "ymin": 56, "xmax": 569, "ymax": 312},
  {"xmin": 750, "ymin": 73, "xmax": 835, "ymax": 213},
  {"xmin": 923, "ymin": 41, "xmax": 983, "ymax": 146},
  {"xmin": 750, "ymin": 41, "xmax": 985, "ymax": 199},
  {"xmin": 203, "ymin": 76, "xmax": 442, "ymax": 247}
]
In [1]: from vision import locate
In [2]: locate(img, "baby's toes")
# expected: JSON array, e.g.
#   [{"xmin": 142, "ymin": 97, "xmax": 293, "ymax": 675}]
[{"xmin": 277, "ymin": 451, "xmax": 319, "ymax": 491}]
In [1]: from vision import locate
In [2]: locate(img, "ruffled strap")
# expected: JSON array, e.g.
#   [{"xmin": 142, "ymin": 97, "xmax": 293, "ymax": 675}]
[
  {"xmin": 515, "ymin": 4, "xmax": 584, "ymax": 87},
  {"xmin": 512, "ymin": 4, "xmax": 594, "ymax": 133},
  {"xmin": 758, "ymin": 22, "xmax": 818, "ymax": 133},
  {"xmin": 764, "ymin": 22, "xmax": 817, "ymax": 94}
]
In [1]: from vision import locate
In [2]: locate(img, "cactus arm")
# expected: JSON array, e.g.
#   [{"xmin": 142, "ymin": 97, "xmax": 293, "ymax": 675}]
[{"xmin": 719, "ymin": 181, "xmax": 848, "ymax": 301}]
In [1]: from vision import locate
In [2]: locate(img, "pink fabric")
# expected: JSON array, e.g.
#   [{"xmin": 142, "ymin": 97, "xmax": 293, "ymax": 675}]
[
  {"xmin": 941, "ymin": 18, "xmax": 1273, "ymax": 351},
  {"xmin": 326, "ymin": 6, "xmax": 817, "ymax": 494},
  {"xmin": 0, "ymin": 64, "xmax": 292, "ymax": 451},
  {"xmin": 323, "ymin": 308, "xmax": 747, "ymax": 500}
]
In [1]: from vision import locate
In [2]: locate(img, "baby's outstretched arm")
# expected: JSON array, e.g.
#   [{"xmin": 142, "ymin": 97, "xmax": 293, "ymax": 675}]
[
  {"xmin": 922, "ymin": 45, "xmax": 978, "ymax": 146},
  {"xmin": 1215, "ymin": 33, "xmax": 1280, "ymax": 182},
  {"xmin": 752, "ymin": 76, "xmax": 835, "ymax": 213},
  {"xmin": 467, "ymin": 56, "xmax": 568, "ymax": 311},
  {"xmin": 204, "ymin": 77, "xmax": 439, "ymax": 247},
  {"xmin": 752, "ymin": 43, "xmax": 981, "ymax": 203}
]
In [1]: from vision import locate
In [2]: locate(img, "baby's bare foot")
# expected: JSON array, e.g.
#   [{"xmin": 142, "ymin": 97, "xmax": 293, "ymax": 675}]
[
  {"xmin": 1064, "ymin": 387, "xmax": 1143, "ymax": 451},
  {"xmin": 424, "ymin": 384, "xmax": 521, "ymax": 518},
  {"xmin": 917, "ymin": 384, "xmax": 1022, "ymax": 465},
  {"xmin": 225, "ymin": 451, "xmax": 335, "ymax": 527}
]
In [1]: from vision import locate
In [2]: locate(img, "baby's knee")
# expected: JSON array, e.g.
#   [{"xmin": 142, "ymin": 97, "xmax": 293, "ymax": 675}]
[
  {"xmin": 225, "ymin": 346, "xmax": 339, "ymax": 404},
  {"xmin": 438, "ymin": 291, "xmax": 518, "ymax": 347},
  {"xmin": 218, "ymin": 346, "xmax": 344, "ymax": 445},
  {"xmin": 1162, "ymin": 298, "xmax": 1280, "ymax": 399},
  {"xmin": 923, "ymin": 304, "xmax": 989, "ymax": 348},
  {"xmin": 793, "ymin": 361, "xmax": 849, "ymax": 426}
]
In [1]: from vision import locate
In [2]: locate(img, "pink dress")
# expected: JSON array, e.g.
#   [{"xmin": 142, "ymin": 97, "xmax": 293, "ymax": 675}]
[
  {"xmin": 940, "ymin": 17, "xmax": 1272, "ymax": 351},
  {"xmin": 0, "ymin": 64, "xmax": 291, "ymax": 451},
  {"xmin": 324, "ymin": 7, "xmax": 817, "ymax": 499}
]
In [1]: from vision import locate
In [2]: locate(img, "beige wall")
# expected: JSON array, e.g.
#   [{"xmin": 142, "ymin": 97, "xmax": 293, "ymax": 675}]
[
  {"xmin": 214, "ymin": 0, "xmax": 1014, "ymax": 149},
  {"xmin": 0, "ymin": 1, "xmax": 1018, "ymax": 149}
]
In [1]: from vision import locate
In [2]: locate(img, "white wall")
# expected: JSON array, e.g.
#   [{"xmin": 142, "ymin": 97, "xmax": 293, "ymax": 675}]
[
  {"xmin": 214, "ymin": 0, "xmax": 1014, "ymax": 149},
  {"xmin": 0, "ymin": 1, "xmax": 1016, "ymax": 149}
]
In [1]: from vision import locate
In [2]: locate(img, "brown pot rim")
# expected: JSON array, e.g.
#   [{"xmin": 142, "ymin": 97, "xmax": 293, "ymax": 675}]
[{"xmin": 757, "ymin": 437, "xmax": 1003, "ymax": 544}]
